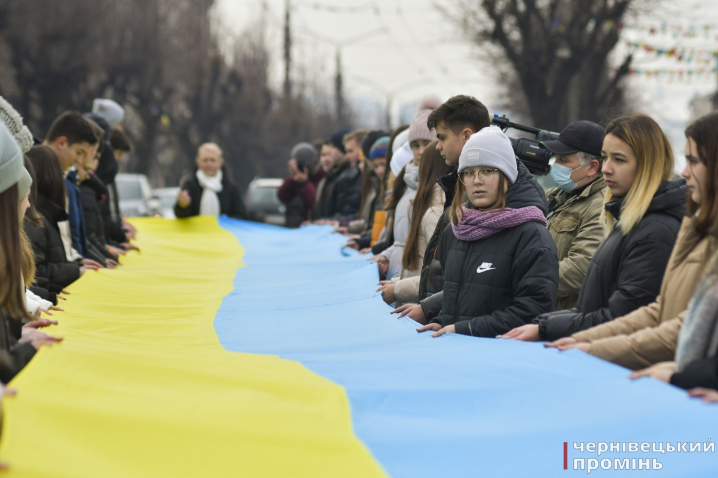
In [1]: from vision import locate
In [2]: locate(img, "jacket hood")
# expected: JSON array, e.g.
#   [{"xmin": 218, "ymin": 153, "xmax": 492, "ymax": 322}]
[
  {"xmin": 436, "ymin": 169, "xmax": 458, "ymax": 205},
  {"xmin": 506, "ymin": 160, "xmax": 549, "ymax": 215},
  {"xmin": 36, "ymin": 193, "xmax": 69, "ymax": 224},
  {"xmin": 606, "ymin": 178, "xmax": 687, "ymax": 222},
  {"xmin": 81, "ymin": 173, "xmax": 109, "ymax": 200}
]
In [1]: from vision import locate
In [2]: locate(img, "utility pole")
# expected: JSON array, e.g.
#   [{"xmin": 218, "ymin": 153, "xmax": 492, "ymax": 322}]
[
  {"xmin": 283, "ymin": 0, "xmax": 292, "ymax": 99},
  {"xmin": 335, "ymin": 49, "xmax": 344, "ymax": 123}
]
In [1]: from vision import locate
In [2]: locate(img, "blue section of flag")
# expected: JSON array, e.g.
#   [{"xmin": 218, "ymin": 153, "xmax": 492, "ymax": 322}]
[{"xmin": 216, "ymin": 218, "xmax": 718, "ymax": 477}]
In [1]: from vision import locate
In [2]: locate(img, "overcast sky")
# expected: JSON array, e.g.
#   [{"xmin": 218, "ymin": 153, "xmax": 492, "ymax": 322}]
[{"xmin": 215, "ymin": 0, "xmax": 718, "ymax": 165}]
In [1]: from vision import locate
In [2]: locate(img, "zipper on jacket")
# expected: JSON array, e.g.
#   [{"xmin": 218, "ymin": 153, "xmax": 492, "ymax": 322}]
[{"xmin": 455, "ymin": 240, "xmax": 474, "ymax": 326}]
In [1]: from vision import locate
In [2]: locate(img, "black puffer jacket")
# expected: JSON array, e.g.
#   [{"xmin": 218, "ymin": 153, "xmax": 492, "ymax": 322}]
[
  {"xmin": 80, "ymin": 174, "xmax": 118, "ymax": 263},
  {"xmin": 432, "ymin": 163, "xmax": 559, "ymax": 337},
  {"xmin": 175, "ymin": 170, "xmax": 248, "ymax": 220},
  {"xmin": 420, "ymin": 161, "xmax": 550, "ymax": 321},
  {"xmin": 321, "ymin": 162, "xmax": 362, "ymax": 221},
  {"xmin": 534, "ymin": 179, "xmax": 687, "ymax": 341},
  {"xmin": 418, "ymin": 169, "xmax": 458, "ymax": 302},
  {"xmin": 25, "ymin": 194, "xmax": 81, "ymax": 289},
  {"xmin": 671, "ymin": 355, "xmax": 718, "ymax": 390},
  {"xmin": 0, "ymin": 311, "xmax": 36, "ymax": 384}
]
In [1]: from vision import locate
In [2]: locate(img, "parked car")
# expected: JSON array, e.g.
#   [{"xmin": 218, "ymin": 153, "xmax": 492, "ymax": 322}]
[
  {"xmin": 245, "ymin": 178, "xmax": 286, "ymax": 226},
  {"xmin": 115, "ymin": 173, "xmax": 163, "ymax": 217},
  {"xmin": 153, "ymin": 187, "xmax": 180, "ymax": 219}
]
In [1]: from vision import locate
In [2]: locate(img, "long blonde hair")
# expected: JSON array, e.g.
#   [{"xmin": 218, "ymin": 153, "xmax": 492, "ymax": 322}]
[{"xmin": 603, "ymin": 115, "xmax": 674, "ymax": 235}]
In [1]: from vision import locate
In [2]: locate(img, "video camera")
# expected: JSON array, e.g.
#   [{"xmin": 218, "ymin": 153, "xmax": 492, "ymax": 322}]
[{"xmin": 491, "ymin": 114, "xmax": 560, "ymax": 176}]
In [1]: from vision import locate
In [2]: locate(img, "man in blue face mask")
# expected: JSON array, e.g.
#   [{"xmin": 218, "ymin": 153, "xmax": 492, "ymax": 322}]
[{"xmin": 540, "ymin": 120, "xmax": 606, "ymax": 310}]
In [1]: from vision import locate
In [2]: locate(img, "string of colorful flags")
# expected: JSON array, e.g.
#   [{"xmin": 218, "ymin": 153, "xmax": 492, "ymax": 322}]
[
  {"xmin": 626, "ymin": 42, "xmax": 718, "ymax": 65},
  {"xmin": 605, "ymin": 20, "xmax": 718, "ymax": 39}
]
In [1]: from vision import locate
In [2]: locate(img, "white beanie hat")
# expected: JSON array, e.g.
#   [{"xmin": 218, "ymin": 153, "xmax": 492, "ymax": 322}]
[
  {"xmin": 390, "ymin": 141, "xmax": 414, "ymax": 177},
  {"xmin": 392, "ymin": 128, "xmax": 409, "ymax": 154},
  {"xmin": 458, "ymin": 126, "xmax": 518, "ymax": 184},
  {"xmin": 0, "ymin": 122, "xmax": 23, "ymax": 195},
  {"xmin": 92, "ymin": 99, "xmax": 125, "ymax": 127}
]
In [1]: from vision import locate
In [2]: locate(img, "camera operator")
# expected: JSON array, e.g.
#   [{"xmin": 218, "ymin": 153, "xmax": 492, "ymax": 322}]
[
  {"xmin": 542, "ymin": 121, "xmax": 607, "ymax": 310},
  {"xmin": 277, "ymin": 142, "xmax": 322, "ymax": 228}
]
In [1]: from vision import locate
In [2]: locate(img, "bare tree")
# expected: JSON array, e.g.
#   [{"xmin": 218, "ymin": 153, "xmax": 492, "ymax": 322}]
[
  {"xmin": 448, "ymin": 0, "xmax": 638, "ymax": 130},
  {"xmin": 0, "ymin": 0, "xmax": 346, "ymax": 193}
]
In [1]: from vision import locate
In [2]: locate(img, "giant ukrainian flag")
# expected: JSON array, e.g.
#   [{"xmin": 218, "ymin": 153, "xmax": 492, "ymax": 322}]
[{"xmin": 0, "ymin": 217, "xmax": 716, "ymax": 477}]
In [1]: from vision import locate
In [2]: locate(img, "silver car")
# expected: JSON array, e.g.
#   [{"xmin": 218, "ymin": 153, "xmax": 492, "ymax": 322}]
[
  {"xmin": 245, "ymin": 178, "xmax": 286, "ymax": 226},
  {"xmin": 153, "ymin": 187, "xmax": 180, "ymax": 219},
  {"xmin": 115, "ymin": 173, "xmax": 163, "ymax": 217}
]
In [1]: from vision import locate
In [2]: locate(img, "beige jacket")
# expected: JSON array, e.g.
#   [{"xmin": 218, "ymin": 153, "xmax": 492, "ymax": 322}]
[
  {"xmin": 546, "ymin": 177, "xmax": 607, "ymax": 310},
  {"xmin": 392, "ymin": 185, "xmax": 445, "ymax": 305},
  {"xmin": 572, "ymin": 217, "xmax": 718, "ymax": 369}
]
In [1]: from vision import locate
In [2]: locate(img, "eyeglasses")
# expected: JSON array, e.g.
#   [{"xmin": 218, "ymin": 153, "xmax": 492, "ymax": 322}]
[{"xmin": 459, "ymin": 168, "xmax": 499, "ymax": 184}]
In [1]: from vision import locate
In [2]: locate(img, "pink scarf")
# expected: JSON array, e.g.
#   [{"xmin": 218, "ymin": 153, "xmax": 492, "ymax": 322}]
[{"xmin": 452, "ymin": 206, "xmax": 547, "ymax": 241}]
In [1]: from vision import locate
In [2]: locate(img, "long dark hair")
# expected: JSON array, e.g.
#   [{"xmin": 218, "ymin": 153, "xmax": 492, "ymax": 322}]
[
  {"xmin": 359, "ymin": 161, "xmax": 382, "ymax": 220},
  {"xmin": 23, "ymin": 156, "xmax": 43, "ymax": 227},
  {"xmin": 0, "ymin": 184, "xmax": 32, "ymax": 321},
  {"xmin": 26, "ymin": 145, "xmax": 66, "ymax": 209},
  {"xmin": 402, "ymin": 141, "xmax": 454, "ymax": 270},
  {"xmin": 685, "ymin": 111, "xmax": 718, "ymax": 237}
]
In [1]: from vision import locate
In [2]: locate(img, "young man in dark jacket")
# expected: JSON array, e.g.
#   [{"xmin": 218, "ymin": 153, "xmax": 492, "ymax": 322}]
[{"xmin": 314, "ymin": 129, "xmax": 362, "ymax": 224}]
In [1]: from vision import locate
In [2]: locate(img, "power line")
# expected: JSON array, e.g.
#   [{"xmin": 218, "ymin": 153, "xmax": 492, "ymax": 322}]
[
  {"xmin": 394, "ymin": 0, "xmax": 449, "ymax": 76},
  {"xmin": 294, "ymin": 1, "xmax": 377, "ymax": 14}
]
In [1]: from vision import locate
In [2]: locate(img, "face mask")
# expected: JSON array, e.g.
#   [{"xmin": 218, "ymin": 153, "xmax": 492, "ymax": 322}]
[{"xmin": 550, "ymin": 162, "xmax": 588, "ymax": 192}]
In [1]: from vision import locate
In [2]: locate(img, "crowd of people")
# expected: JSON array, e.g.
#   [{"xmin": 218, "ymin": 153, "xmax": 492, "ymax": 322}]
[
  {"xmin": 275, "ymin": 95, "xmax": 718, "ymax": 404},
  {"xmin": 0, "ymin": 96, "xmax": 137, "ymax": 387},
  {"xmin": 0, "ymin": 89, "xmax": 717, "ymax": 448}
]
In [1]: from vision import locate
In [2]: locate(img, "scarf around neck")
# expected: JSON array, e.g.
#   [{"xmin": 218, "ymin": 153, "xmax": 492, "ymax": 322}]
[
  {"xmin": 675, "ymin": 273, "xmax": 718, "ymax": 372},
  {"xmin": 196, "ymin": 169, "xmax": 223, "ymax": 217},
  {"xmin": 452, "ymin": 206, "xmax": 547, "ymax": 242},
  {"xmin": 404, "ymin": 163, "xmax": 419, "ymax": 190}
]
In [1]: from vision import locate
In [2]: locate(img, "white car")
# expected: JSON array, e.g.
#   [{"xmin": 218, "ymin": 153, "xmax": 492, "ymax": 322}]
[
  {"xmin": 115, "ymin": 173, "xmax": 163, "ymax": 217},
  {"xmin": 153, "ymin": 187, "xmax": 180, "ymax": 219},
  {"xmin": 245, "ymin": 178, "xmax": 286, "ymax": 226}
]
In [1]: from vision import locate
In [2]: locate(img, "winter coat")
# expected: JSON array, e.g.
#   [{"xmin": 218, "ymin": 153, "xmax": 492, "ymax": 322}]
[
  {"xmin": 319, "ymin": 162, "xmax": 362, "ymax": 222},
  {"xmin": 419, "ymin": 161, "xmax": 550, "ymax": 322},
  {"xmin": 278, "ymin": 168, "xmax": 325, "ymax": 228},
  {"xmin": 175, "ymin": 171, "xmax": 248, "ymax": 220},
  {"xmin": 24, "ymin": 194, "xmax": 81, "ymax": 289},
  {"xmin": 380, "ymin": 167, "xmax": 418, "ymax": 279},
  {"xmin": 536, "ymin": 180, "xmax": 687, "ymax": 342},
  {"xmin": 671, "ymin": 356, "xmax": 718, "ymax": 391},
  {"xmin": 391, "ymin": 184, "xmax": 445, "ymax": 305},
  {"xmin": 79, "ymin": 175, "xmax": 118, "ymax": 263},
  {"xmin": 431, "ymin": 167, "xmax": 559, "ymax": 337},
  {"xmin": 572, "ymin": 216, "xmax": 718, "ymax": 370},
  {"xmin": 418, "ymin": 170, "xmax": 457, "ymax": 303},
  {"xmin": 546, "ymin": 177, "xmax": 607, "ymax": 310},
  {"xmin": 347, "ymin": 172, "xmax": 383, "ymax": 237},
  {"xmin": 0, "ymin": 311, "xmax": 36, "ymax": 384}
]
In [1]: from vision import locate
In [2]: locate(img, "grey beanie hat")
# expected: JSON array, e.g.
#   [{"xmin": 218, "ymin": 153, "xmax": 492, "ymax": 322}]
[
  {"xmin": 290, "ymin": 142, "xmax": 318, "ymax": 165},
  {"xmin": 18, "ymin": 167, "xmax": 32, "ymax": 200},
  {"xmin": 458, "ymin": 126, "xmax": 518, "ymax": 184},
  {"xmin": 0, "ymin": 121, "xmax": 23, "ymax": 195},
  {"xmin": 92, "ymin": 98, "xmax": 125, "ymax": 128},
  {"xmin": 0, "ymin": 96, "xmax": 34, "ymax": 153}
]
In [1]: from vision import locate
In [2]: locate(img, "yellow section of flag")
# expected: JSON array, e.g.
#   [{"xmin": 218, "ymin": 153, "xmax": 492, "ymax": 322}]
[{"xmin": 0, "ymin": 217, "xmax": 385, "ymax": 478}]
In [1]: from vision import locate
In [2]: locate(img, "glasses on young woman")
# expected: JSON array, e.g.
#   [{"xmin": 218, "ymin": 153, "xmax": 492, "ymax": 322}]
[{"xmin": 459, "ymin": 168, "xmax": 499, "ymax": 184}]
